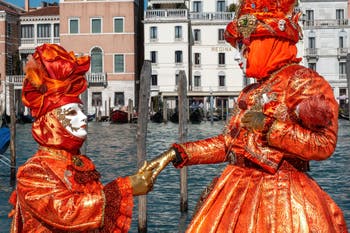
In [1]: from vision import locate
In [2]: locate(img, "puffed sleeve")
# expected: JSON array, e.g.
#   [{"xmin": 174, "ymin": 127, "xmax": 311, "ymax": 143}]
[
  {"xmin": 266, "ymin": 72, "xmax": 338, "ymax": 161},
  {"xmin": 172, "ymin": 134, "xmax": 229, "ymax": 168},
  {"xmin": 16, "ymin": 156, "xmax": 133, "ymax": 232}
]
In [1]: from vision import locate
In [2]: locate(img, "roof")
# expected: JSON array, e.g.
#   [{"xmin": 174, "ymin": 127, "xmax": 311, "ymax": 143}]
[
  {"xmin": 22, "ymin": 6, "xmax": 59, "ymax": 16},
  {"xmin": 0, "ymin": 0, "xmax": 25, "ymax": 15}
]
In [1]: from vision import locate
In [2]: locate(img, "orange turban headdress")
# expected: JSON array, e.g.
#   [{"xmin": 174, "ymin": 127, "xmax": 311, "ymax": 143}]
[
  {"xmin": 22, "ymin": 44, "xmax": 90, "ymax": 118},
  {"xmin": 224, "ymin": 0, "xmax": 303, "ymax": 48}
]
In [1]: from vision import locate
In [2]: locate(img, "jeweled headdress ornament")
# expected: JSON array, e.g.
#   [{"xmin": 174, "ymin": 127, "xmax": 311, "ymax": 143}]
[{"xmin": 225, "ymin": 0, "xmax": 302, "ymax": 47}]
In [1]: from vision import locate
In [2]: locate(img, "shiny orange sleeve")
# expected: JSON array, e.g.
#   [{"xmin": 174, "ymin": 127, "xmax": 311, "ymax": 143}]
[
  {"xmin": 16, "ymin": 159, "xmax": 105, "ymax": 231},
  {"xmin": 16, "ymin": 156, "xmax": 133, "ymax": 232},
  {"xmin": 267, "ymin": 74, "xmax": 338, "ymax": 161},
  {"xmin": 173, "ymin": 134, "xmax": 229, "ymax": 168}
]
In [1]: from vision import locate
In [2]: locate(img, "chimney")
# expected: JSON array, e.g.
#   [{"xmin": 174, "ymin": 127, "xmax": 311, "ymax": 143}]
[{"xmin": 24, "ymin": 0, "xmax": 29, "ymax": 12}]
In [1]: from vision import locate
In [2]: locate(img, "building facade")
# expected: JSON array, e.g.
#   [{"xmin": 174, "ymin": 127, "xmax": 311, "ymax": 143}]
[
  {"xmin": 0, "ymin": 1, "xmax": 24, "ymax": 114},
  {"xmin": 144, "ymin": 0, "xmax": 244, "ymax": 115},
  {"xmin": 300, "ymin": 0, "xmax": 349, "ymax": 104},
  {"xmin": 59, "ymin": 0, "xmax": 144, "ymax": 116}
]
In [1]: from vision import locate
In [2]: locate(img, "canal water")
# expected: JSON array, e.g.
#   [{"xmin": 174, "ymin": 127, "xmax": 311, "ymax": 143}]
[{"xmin": 0, "ymin": 119, "xmax": 349, "ymax": 232}]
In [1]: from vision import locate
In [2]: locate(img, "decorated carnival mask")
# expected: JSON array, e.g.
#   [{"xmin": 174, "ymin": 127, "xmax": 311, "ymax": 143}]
[{"xmin": 55, "ymin": 103, "xmax": 88, "ymax": 138}]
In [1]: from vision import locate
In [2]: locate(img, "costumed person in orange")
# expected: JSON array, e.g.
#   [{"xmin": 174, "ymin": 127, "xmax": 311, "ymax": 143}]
[
  {"xmin": 8, "ymin": 43, "xmax": 153, "ymax": 232},
  {"xmin": 141, "ymin": 0, "xmax": 348, "ymax": 232}
]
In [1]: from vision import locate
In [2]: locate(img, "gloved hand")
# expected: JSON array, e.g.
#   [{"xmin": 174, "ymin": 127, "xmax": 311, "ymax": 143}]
[
  {"xmin": 129, "ymin": 162, "xmax": 153, "ymax": 196},
  {"xmin": 140, "ymin": 148, "xmax": 177, "ymax": 181},
  {"xmin": 241, "ymin": 111, "xmax": 267, "ymax": 132}
]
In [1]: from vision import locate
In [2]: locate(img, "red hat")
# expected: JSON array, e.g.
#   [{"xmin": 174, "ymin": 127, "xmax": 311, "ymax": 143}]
[
  {"xmin": 224, "ymin": 0, "xmax": 302, "ymax": 48},
  {"xmin": 22, "ymin": 44, "xmax": 90, "ymax": 118}
]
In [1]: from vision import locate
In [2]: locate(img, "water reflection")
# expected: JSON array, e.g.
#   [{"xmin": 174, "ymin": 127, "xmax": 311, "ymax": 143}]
[{"xmin": 0, "ymin": 120, "xmax": 349, "ymax": 232}]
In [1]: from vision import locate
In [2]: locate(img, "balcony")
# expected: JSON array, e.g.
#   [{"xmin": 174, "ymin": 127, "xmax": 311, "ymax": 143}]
[
  {"xmin": 190, "ymin": 12, "xmax": 234, "ymax": 22},
  {"xmin": 148, "ymin": 0, "xmax": 185, "ymax": 3},
  {"xmin": 86, "ymin": 73, "xmax": 108, "ymax": 88},
  {"xmin": 303, "ymin": 19, "xmax": 349, "ymax": 29},
  {"xmin": 337, "ymin": 48, "xmax": 348, "ymax": 59},
  {"xmin": 305, "ymin": 48, "xmax": 319, "ymax": 60},
  {"xmin": 6, "ymin": 75, "xmax": 25, "ymax": 87},
  {"xmin": 145, "ymin": 9, "xmax": 187, "ymax": 21}
]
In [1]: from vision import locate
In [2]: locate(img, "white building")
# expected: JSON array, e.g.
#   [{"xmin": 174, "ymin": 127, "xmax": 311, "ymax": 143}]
[
  {"xmin": 300, "ymin": 0, "xmax": 349, "ymax": 104},
  {"xmin": 144, "ymin": 0, "xmax": 244, "ymax": 115}
]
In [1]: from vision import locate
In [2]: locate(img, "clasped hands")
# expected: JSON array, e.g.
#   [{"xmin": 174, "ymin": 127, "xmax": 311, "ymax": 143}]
[
  {"xmin": 129, "ymin": 148, "xmax": 176, "ymax": 196},
  {"xmin": 129, "ymin": 111, "xmax": 269, "ymax": 196}
]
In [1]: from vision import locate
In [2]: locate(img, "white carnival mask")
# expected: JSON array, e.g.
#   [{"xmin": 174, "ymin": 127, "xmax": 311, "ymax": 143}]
[
  {"xmin": 55, "ymin": 103, "xmax": 87, "ymax": 138},
  {"xmin": 234, "ymin": 45, "xmax": 247, "ymax": 74}
]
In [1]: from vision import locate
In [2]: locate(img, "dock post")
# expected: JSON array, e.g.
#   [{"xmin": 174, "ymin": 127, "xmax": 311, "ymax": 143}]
[
  {"xmin": 162, "ymin": 97, "xmax": 167, "ymax": 123},
  {"xmin": 9, "ymin": 83, "xmax": 16, "ymax": 183},
  {"xmin": 136, "ymin": 60, "xmax": 151, "ymax": 233},
  {"xmin": 178, "ymin": 70, "xmax": 188, "ymax": 212},
  {"xmin": 128, "ymin": 98, "xmax": 133, "ymax": 123}
]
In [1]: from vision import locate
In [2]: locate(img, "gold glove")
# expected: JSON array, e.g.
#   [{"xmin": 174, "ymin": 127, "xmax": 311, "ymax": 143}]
[
  {"xmin": 241, "ymin": 111, "xmax": 267, "ymax": 131},
  {"xmin": 140, "ymin": 148, "xmax": 177, "ymax": 181},
  {"xmin": 129, "ymin": 164, "xmax": 153, "ymax": 196}
]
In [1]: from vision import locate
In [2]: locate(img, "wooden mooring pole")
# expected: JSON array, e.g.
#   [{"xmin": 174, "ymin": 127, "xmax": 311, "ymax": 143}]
[
  {"xmin": 9, "ymin": 83, "xmax": 16, "ymax": 183},
  {"xmin": 136, "ymin": 60, "xmax": 151, "ymax": 233},
  {"xmin": 178, "ymin": 70, "xmax": 188, "ymax": 212}
]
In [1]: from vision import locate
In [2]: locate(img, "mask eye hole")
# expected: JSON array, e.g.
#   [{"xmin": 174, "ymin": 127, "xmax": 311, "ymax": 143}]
[{"xmin": 237, "ymin": 40, "xmax": 243, "ymax": 50}]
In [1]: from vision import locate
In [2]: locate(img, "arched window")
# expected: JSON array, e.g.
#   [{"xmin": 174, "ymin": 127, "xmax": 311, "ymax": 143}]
[{"xmin": 91, "ymin": 47, "xmax": 103, "ymax": 73}]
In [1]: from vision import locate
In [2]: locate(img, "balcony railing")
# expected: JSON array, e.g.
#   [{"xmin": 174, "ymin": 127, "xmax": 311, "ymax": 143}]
[
  {"xmin": 338, "ymin": 48, "xmax": 348, "ymax": 58},
  {"xmin": 86, "ymin": 73, "xmax": 107, "ymax": 88},
  {"xmin": 20, "ymin": 37, "xmax": 60, "ymax": 46},
  {"xmin": 190, "ymin": 12, "xmax": 234, "ymax": 21},
  {"xmin": 303, "ymin": 19, "xmax": 349, "ymax": 29},
  {"xmin": 339, "ymin": 74, "xmax": 347, "ymax": 80},
  {"xmin": 145, "ymin": 9, "xmax": 187, "ymax": 20},
  {"xmin": 305, "ymin": 48, "xmax": 318, "ymax": 59},
  {"xmin": 6, "ymin": 75, "xmax": 25, "ymax": 86}
]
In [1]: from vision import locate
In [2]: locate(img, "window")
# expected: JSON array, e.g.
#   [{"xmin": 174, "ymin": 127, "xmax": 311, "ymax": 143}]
[
  {"xmin": 175, "ymin": 51, "xmax": 183, "ymax": 63},
  {"xmin": 175, "ymin": 73, "xmax": 179, "ymax": 85},
  {"xmin": 92, "ymin": 92, "xmax": 102, "ymax": 106},
  {"xmin": 194, "ymin": 75, "xmax": 201, "ymax": 87},
  {"xmin": 114, "ymin": 92, "xmax": 125, "ymax": 106},
  {"xmin": 69, "ymin": 18, "xmax": 79, "ymax": 34},
  {"xmin": 339, "ymin": 88, "xmax": 347, "ymax": 96},
  {"xmin": 7, "ymin": 23, "xmax": 11, "ymax": 36},
  {"xmin": 336, "ymin": 9, "xmax": 345, "ymax": 25},
  {"xmin": 305, "ymin": 10, "xmax": 314, "ymax": 26},
  {"xmin": 216, "ymin": 0, "xmax": 226, "ymax": 12},
  {"xmin": 194, "ymin": 53, "xmax": 201, "ymax": 65},
  {"xmin": 339, "ymin": 36, "xmax": 345, "ymax": 48},
  {"xmin": 308, "ymin": 63, "xmax": 316, "ymax": 71},
  {"xmin": 150, "ymin": 26, "xmax": 157, "ymax": 40},
  {"xmin": 219, "ymin": 75, "xmax": 225, "ymax": 86},
  {"xmin": 308, "ymin": 37, "xmax": 315, "ymax": 49},
  {"xmin": 194, "ymin": 29, "xmax": 201, "ymax": 42},
  {"xmin": 150, "ymin": 51, "xmax": 157, "ymax": 63},
  {"xmin": 193, "ymin": 1, "xmax": 202, "ymax": 12},
  {"xmin": 37, "ymin": 24, "xmax": 51, "ymax": 38},
  {"xmin": 114, "ymin": 54, "xmax": 124, "ymax": 73},
  {"xmin": 218, "ymin": 29, "xmax": 225, "ymax": 41},
  {"xmin": 54, "ymin": 23, "xmax": 59, "ymax": 37},
  {"xmin": 91, "ymin": 47, "xmax": 103, "ymax": 73},
  {"xmin": 91, "ymin": 18, "xmax": 102, "ymax": 33},
  {"xmin": 151, "ymin": 74, "xmax": 158, "ymax": 86},
  {"xmin": 175, "ymin": 26, "xmax": 182, "ymax": 40},
  {"xmin": 21, "ymin": 25, "xmax": 34, "ymax": 38},
  {"xmin": 114, "ymin": 17, "xmax": 124, "ymax": 33},
  {"xmin": 339, "ymin": 62, "xmax": 346, "ymax": 75},
  {"xmin": 218, "ymin": 53, "xmax": 225, "ymax": 65}
]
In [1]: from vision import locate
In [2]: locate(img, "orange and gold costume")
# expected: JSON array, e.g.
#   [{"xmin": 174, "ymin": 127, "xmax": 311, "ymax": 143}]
[
  {"xmin": 8, "ymin": 44, "xmax": 133, "ymax": 232},
  {"xmin": 169, "ymin": 0, "xmax": 348, "ymax": 232}
]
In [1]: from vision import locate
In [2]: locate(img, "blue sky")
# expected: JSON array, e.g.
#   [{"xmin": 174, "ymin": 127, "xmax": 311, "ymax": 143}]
[{"xmin": 6, "ymin": 0, "xmax": 147, "ymax": 9}]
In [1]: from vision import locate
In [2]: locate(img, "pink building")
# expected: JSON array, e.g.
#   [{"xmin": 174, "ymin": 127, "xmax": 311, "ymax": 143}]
[
  {"xmin": 59, "ymin": 0, "xmax": 144, "ymax": 116},
  {"xmin": 0, "ymin": 1, "xmax": 24, "ymax": 114}
]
